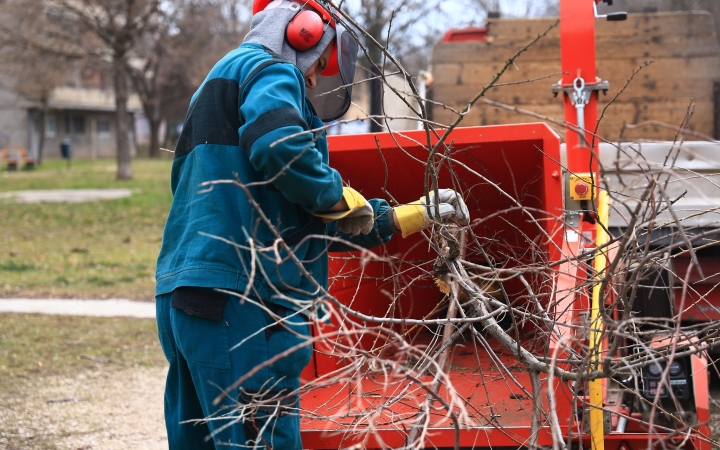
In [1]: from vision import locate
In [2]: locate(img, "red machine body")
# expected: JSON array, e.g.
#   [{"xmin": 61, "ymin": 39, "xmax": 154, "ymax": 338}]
[
  {"xmin": 296, "ymin": 1, "xmax": 713, "ymax": 448},
  {"xmin": 301, "ymin": 123, "xmax": 570, "ymax": 449},
  {"xmin": 441, "ymin": 26, "xmax": 488, "ymax": 43}
]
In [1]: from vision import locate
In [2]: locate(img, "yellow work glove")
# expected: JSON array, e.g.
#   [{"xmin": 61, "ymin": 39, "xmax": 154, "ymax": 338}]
[
  {"xmin": 313, "ymin": 187, "xmax": 374, "ymax": 236},
  {"xmin": 393, "ymin": 189, "xmax": 470, "ymax": 238}
]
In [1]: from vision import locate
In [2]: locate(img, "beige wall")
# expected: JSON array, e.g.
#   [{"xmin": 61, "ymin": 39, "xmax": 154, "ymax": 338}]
[{"xmin": 430, "ymin": 12, "xmax": 720, "ymax": 142}]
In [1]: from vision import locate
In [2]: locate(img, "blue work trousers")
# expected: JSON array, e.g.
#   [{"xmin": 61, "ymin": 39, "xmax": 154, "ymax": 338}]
[{"xmin": 156, "ymin": 290, "xmax": 313, "ymax": 449}]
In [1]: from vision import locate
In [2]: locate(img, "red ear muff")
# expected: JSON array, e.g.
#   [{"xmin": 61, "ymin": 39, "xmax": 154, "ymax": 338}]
[{"xmin": 286, "ymin": 9, "xmax": 324, "ymax": 51}]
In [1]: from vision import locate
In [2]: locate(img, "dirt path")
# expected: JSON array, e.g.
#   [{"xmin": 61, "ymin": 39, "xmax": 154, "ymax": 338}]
[
  {"xmin": 1, "ymin": 366, "xmax": 719, "ymax": 449},
  {"xmin": 0, "ymin": 366, "xmax": 167, "ymax": 450},
  {"xmin": 0, "ymin": 299, "xmax": 155, "ymax": 318},
  {"xmin": 0, "ymin": 189, "xmax": 134, "ymax": 203}
]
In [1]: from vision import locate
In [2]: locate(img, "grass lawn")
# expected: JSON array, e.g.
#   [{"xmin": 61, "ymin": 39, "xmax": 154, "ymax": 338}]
[
  {"xmin": 0, "ymin": 159, "xmax": 173, "ymax": 300},
  {"xmin": 0, "ymin": 313, "xmax": 166, "ymax": 380}
]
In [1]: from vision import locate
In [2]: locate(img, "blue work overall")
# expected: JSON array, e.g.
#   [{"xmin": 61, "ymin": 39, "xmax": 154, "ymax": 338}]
[{"xmin": 156, "ymin": 289, "xmax": 312, "ymax": 449}]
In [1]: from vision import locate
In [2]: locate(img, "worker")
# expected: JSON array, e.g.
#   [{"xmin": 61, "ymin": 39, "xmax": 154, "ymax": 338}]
[{"xmin": 153, "ymin": 0, "xmax": 470, "ymax": 448}]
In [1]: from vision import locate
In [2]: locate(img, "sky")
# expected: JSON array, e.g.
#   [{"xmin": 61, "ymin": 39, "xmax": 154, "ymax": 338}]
[{"xmin": 439, "ymin": 0, "xmax": 558, "ymax": 20}]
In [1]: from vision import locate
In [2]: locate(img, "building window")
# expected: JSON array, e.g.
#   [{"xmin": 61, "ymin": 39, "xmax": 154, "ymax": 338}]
[
  {"xmin": 73, "ymin": 115, "xmax": 85, "ymax": 134},
  {"xmin": 46, "ymin": 114, "xmax": 57, "ymax": 138},
  {"xmin": 65, "ymin": 114, "xmax": 71, "ymax": 134},
  {"xmin": 97, "ymin": 118, "xmax": 110, "ymax": 138}
]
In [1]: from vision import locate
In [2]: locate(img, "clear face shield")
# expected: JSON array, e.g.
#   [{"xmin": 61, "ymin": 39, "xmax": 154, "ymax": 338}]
[{"xmin": 307, "ymin": 24, "xmax": 358, "ymax": 122}]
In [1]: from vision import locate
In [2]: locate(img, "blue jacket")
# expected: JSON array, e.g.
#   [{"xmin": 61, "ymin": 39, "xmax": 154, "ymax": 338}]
[{"xmin": 155, "ymin": 43, "xmax": 395, "ymax": 313}]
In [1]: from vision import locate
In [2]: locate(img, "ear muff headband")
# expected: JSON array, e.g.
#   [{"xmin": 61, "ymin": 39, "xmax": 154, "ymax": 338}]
[{"xmin": 254, "ymin": 0, "xmax": 334, "ymax": 24}]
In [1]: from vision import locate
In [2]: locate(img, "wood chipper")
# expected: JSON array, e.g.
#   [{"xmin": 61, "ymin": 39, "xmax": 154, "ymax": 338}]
[{"xmin": 296, "ymin": 1, "xmax": 713, "ymax": 449}]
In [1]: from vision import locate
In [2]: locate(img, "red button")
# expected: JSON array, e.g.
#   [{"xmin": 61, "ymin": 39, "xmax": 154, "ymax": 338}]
[{"xmin": 574, "ymin": 182, "xmax": 589, "ymax": 196}]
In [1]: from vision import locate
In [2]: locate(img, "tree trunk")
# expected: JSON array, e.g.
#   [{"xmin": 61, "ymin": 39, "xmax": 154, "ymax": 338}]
[
  {"xmin": 147, "ymin": 95, "xmax": 162, "ymax": 158},
  {"xmin": 37, "ymin": 103, "xmax": 47, "ymax": 165},
  {"xmin": 113, "ymin": 53, "xmax": 133, "ymax": 180},
  {"xmin": 369, "ymin": 65, "xmax": 383, "ymax": 133},
  {"xmin": 148, "ymin": 116, "xmax": 160, "ymax": 158},
  {"xmin": 366, "ymin": 17, "xmax": 385, "ymax": 133}
]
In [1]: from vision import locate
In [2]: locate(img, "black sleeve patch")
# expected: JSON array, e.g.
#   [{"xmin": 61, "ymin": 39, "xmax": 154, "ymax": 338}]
[
  {"xmin": 240, "ymin": 107, "xmax": 308, "ymax": 154},
  {"xmin": 174, "ymin": 78, "xmax": 240, "ymax": 158}
]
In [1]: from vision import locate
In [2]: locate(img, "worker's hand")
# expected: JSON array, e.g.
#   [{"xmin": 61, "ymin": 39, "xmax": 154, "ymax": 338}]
[
  {"xmin": 393, "ymin": 189, "xmax": 470, "ymax": 238},
  {"xmin": 313, "ymin": 187, "xmax": 374, "ymax": 236}
]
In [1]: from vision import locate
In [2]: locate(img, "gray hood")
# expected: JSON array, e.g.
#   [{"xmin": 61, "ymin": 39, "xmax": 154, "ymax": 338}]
[{"xmin": 243, "ymin": 7, "xmax": 336, "ymax": 76}]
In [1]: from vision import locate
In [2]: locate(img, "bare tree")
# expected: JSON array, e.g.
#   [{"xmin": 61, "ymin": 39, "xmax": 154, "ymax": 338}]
[
  {"xmin": 338, "ymin": 0, "xmax": 484, "ymax": 132},
  {"xmin": 6, "ymin": 58, "xmax": 72, "ymax": 164},
  {"xmin": 47, "ymin": 0, "xmax": 160, "ymax": 180},
  {"xmin": 130, "ymin": 0, "xmax": 251, "ymax": 158},
  {"xmin": 212, "ymin": 0, "xmax": 252, "ymax": 37},
  {"xmin": 342, "ymin": 0, "xmax": 558, "ymax": 133},
  {"xmin": 0, "ymin": 1, "xmax": 83, "ymax": 163}
]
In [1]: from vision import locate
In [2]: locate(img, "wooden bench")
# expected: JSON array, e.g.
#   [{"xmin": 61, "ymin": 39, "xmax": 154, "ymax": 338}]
[{"xmin": 0, "ymin": 149, "xmax": 36, "ymax": 170}]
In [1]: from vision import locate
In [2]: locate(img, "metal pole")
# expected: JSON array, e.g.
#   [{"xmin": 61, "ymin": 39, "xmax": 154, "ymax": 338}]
[
  {"xmin": 559, "ymin": 2, "xmax": 604, "ymax": 450},
  {"xmin": 560, "ymin": 0, "xmax": 599, "ymax": 175}
]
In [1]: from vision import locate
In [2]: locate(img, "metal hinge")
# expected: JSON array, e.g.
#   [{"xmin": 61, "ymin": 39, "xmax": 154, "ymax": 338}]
[{"xmin": 552, "ymin": 78, "xmax": 609, "ymax": 147}]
